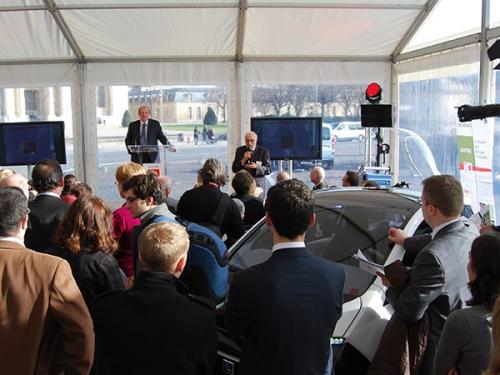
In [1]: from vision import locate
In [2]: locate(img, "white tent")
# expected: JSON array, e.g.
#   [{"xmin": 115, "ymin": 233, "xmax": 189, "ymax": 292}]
[{"xmin": 0, "ymin": 0, "xmax": 499, "ymax": 194}]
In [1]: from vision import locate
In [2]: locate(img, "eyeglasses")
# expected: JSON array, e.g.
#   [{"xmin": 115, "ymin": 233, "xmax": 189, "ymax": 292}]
[{"xmin": 125, "ymin": 195, "xmax": 140, "ymax": 203}]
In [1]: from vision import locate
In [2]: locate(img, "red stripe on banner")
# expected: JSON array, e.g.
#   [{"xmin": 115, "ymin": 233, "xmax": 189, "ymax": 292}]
[{"xmin": 459, "ymin": 163, "xmax": 492, "ymax": 172}]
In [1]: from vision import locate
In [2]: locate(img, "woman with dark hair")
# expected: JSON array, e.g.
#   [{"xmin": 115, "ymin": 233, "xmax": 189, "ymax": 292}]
[
  {"xmin": 231, "ymin": 170, "xmax": 264, "ymax": 227},
  {"xmin": 434, "ymin": 233, "xmax": 500, "ymax": 375},
  {"xmin": 52, "ymin": 195, "xmax": 125, "ymax": 311},
  {"xmin": 483, "ymin": 295, "xmax": 500, "ymax": 375},
  {"xmin": 177, "ymin": 158, "xmax": 244, "ymax": 244},
  {"xmin": 61, "ymin": 174, "xmax": 78, "ymax": 204}
]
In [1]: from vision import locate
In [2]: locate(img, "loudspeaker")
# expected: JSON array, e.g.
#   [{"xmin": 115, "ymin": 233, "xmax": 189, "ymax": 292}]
[{"xmin": 361, "ymin": 104, "xmax": 392, "ymax": 128}]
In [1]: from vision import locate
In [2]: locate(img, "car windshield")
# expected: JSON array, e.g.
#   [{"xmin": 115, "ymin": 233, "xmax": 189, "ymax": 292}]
[
  {"xmin": 322, "ymin": 127, "xmax": 330, "ymax": 140},
  {"xmin": 229, "ymin": 190, "xmax": 420, "ymax": 302}
]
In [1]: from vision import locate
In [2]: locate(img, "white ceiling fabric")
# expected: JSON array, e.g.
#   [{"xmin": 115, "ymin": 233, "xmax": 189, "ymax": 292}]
[
  {"xmin": 0, "ymin": 11, "xmax": 72, "ymax": 61},
  {"xmin": 244, "ymin": 7, "xmax": 419, "ymax": 57},
  {"xmin": 0, "ymin": 0, "xmax": 440, "ymax": 63},
  {"xmin": 61, "ymin": 8, "xmax": 238, "ymax": 58}
]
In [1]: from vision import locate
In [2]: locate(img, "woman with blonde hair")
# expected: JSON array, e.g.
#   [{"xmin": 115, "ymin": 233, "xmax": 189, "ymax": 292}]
[{"xmin": 113, "ymin": 162, "xmax": 146, "ymax": 278}]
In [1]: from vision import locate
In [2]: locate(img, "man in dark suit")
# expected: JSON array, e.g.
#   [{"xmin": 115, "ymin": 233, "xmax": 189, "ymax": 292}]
[
  {"xmin": 380, "ymin": 175, "xmax": 479, "ymax": 374},
  {"xmin": 225, "ymin": 179, "xmax": 345, "ymax": 375},
  {"xmin": 232, "ymin": 131, "xmax": 271, "ymax": 178},
  {"xmin": 125, "ymin": 105, "xmax": 175, "ymax": 164},
  {"xmin": 25, "ymin": 159, "xmax": 69, "ymax": 253},
  {"xmin": 310, "ymin": 165, "xmax": 329, "ymax": 190},
  {"xmin": 93, "ymin": 222, "xmax": 217, "ymax": 375}
]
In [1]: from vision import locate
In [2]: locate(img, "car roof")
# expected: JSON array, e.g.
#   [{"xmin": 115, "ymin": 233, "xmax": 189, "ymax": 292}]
[{"xmin": 312, "ymin": 188, "xmax": 420, "ymax": 211}]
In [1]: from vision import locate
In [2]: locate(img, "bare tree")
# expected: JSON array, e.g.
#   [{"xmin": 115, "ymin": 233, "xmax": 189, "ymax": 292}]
[
  {"xmin": 206, "ymin": 88, "xmax": 227, "ymax": 123},
  {"xmin": 315, "ymin": 85, "xmax": 337, "ymax": 117},
  {"xmin": 288, "ymin": 85, "xmax": 313, "ymax": 116},
  {"xmin": 337, "ymin": 85, "xmax": 365, "ymax": 117},
  {"xmin": 254, "ymin": 85, "xmax": 291, "ymax": 116}
]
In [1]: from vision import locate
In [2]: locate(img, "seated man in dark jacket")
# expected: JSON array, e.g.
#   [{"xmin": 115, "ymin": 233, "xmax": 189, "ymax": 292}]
[{"xmin": 93, "ymin": 222, "xmax": 217, "ymax": 375}]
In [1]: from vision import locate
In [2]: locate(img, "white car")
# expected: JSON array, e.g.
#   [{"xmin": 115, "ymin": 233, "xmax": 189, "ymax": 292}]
[
  {"xmin": 321, "ymin": 123, "xmax": 335, "ymax": 168},
  {"xmin": 216, "ymin": 188, "xmax": 424, "ymax": 375},
  {"xmin": 332, "ymin": 121, "xmax": 368, "ymax": 142}
]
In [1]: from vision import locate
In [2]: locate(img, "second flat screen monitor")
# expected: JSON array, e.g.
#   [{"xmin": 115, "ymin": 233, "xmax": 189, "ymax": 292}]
[{"xmin": 251, "ymin": 117, "xmax": 322, "ymax": 160}]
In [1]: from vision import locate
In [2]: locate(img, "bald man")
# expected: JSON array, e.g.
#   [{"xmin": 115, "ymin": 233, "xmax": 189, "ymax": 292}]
[
  {"xmin": 232, "ymin": 131, "xmax": 271, "ymax": 178},
  {"xmin": 0, "ymin": 173, "xmax": 30, "ymax": 199}
]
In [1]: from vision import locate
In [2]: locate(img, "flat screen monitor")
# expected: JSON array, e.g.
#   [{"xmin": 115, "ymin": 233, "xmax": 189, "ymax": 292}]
[
  {"xmin": 0, "ymin": 121, "xmax": 66, "ymax": 166},
  {"xmin": 251, "ymin": 117, "xmax": 322, "ymax": 160},
  {"xmin": 361, "ymin": 104, "xmax": 392, "ymax": 128}
]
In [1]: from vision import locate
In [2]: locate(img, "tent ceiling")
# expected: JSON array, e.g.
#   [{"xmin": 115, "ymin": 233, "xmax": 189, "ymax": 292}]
[{"xmin": 0, "ymin": 0, "xmax": 489, "ymax": 65}]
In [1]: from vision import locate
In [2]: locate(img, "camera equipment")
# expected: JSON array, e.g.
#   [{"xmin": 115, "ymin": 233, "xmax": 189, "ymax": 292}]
[{"xmin": 457, "ymin": 104, "xmax": 500, "ymax": 122}]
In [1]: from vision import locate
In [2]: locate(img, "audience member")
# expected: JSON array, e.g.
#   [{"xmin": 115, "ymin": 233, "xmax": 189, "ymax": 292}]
[
  {"xmin": 177, "ymin": 158, "xmax": 244, "ymax": 245},
  {"xmin": 94, "ymin": 222, "xmax": 217, "ymax": 375},
  {"xmin": 231, "ymin": 170, "xmax": 265, "ymax": 227},
  {"xmin": 52, "ymin": 195, "xmax": 125, "ymax": 311},
  {"xmin": 0, "ymin": 168, "xmax": 15, "ymax": 179},
  {"xmin": 158, "ymin": 175, "xmax": 178, "ymax": 215},
  {"xmin": 25, "ymin": 159, "xmax": 69, "ymax": 252},
  {"xmin": 61, "ymin": 174, "xmax": 78, "ymax": 204},
  {"xmin": 483, "ymin": 295, "xmax": 500, "ymax": 375},
  {"xmin": 363, "ymin": 180, "xmax": 380, "ymax": 188},
  {"xmin": 225, "ymin": 179, "xmax": 345, "ymax": 374},
  {"xmin": 71, "ymin": 182, "xmax": 92, "ymax": 199},
  {"xmin": 310, "ymin": 166, "xmax": 328, "ymax": 190},
  {"xmin": 276, "ymin": 171, "xmax": 290, "ymax": 183},
  {"xmin": 379, "ymin": 175, "xmax": 478, "ymax": 373},
  {"xmin": 122, "ymin": 172, "xmax": 175, "ymax": 274},
  {"xmin": 342, "ymin": 170, "xmax": 360, "ymax": 187},
  {"xmin": 0, "ymin": 172, "xmax": 30, "ymax": 198},
  {"xmin": 113, "ymin": 162, "xmax": 146, "ymax": 278},
  {"xmin": 0, "ymin": 187, "xmax": 94, "ymax": 374},
  {"xmin": 434, "ymin": 233, "xmax": 500, "ymax": 375}
]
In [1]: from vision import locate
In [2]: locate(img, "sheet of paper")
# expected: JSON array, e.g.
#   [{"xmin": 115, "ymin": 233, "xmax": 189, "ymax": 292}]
[{"xmin": 353, "ymin": 249, "xmax": 385, "ymax": 276}]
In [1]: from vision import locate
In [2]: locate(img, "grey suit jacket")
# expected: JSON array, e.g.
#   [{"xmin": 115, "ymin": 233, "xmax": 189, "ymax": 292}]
[{"xmin": 386, "ymin": 220, "xmax": 478, "ymax": 373}]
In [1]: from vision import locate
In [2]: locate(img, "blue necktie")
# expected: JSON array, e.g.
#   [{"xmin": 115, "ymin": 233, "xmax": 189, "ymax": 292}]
[{"xmin": 140, "ymin": 123, "xmax": 147, "ymax": 145}]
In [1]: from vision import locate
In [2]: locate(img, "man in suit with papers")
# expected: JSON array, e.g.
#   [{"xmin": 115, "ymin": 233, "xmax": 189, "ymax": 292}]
[
  {"xmin": 225, "ymin": 179, "xmax": 345, "ymax": 375},
  {"xmin": 379, "ymin": 175, "xmax": 478, "ymax": 374}
]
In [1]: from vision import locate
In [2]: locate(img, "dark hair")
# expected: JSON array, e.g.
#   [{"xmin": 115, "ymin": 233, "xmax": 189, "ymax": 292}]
[
  {"xmin": 122, "ymin": 171, "xmax": 163, "ymax": 204},
  {"xmin": 363, "ymin": 180, "xmax": 379, "ymax": 188},
  {"xmin": 231, "ymin": 170, "xmax": 256, "ymax": 195},
  {"xmin": 265, "ymin": 179, "xmax": 314, "ymax": 239},
  {"xmin": 31, "ymin": 159, "xmax": 63, "ymax": 192},
  {"xmin": 53, "ymin": 195, "xmax": 117, "ymax": 254},
  {"xmin": 71, "ymin": 182, "xmax": 92, "ymax": 198},
  {"xmin": 467, "ymin": 233, "xmax": 500, "ymax": 310},
  {"xmin": 0, "ymin": 187, "xmax": 28, "ymax": 236},
  {"xmin": 422, "ymin": 175, "xmax": 463, "ymax": 217},
  {"xmin": 345, "ymin": 170, "xmax": 360, "ymax": 186},
  {"xmin": 62, "ymin": 174, "xmax": 77, "ymax": 195}
]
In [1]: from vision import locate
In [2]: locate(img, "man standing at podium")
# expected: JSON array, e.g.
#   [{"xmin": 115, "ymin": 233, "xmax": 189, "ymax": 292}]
[{"xmin": 125, "ymin": 105, "xmax": 174, "ymax": 164}]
